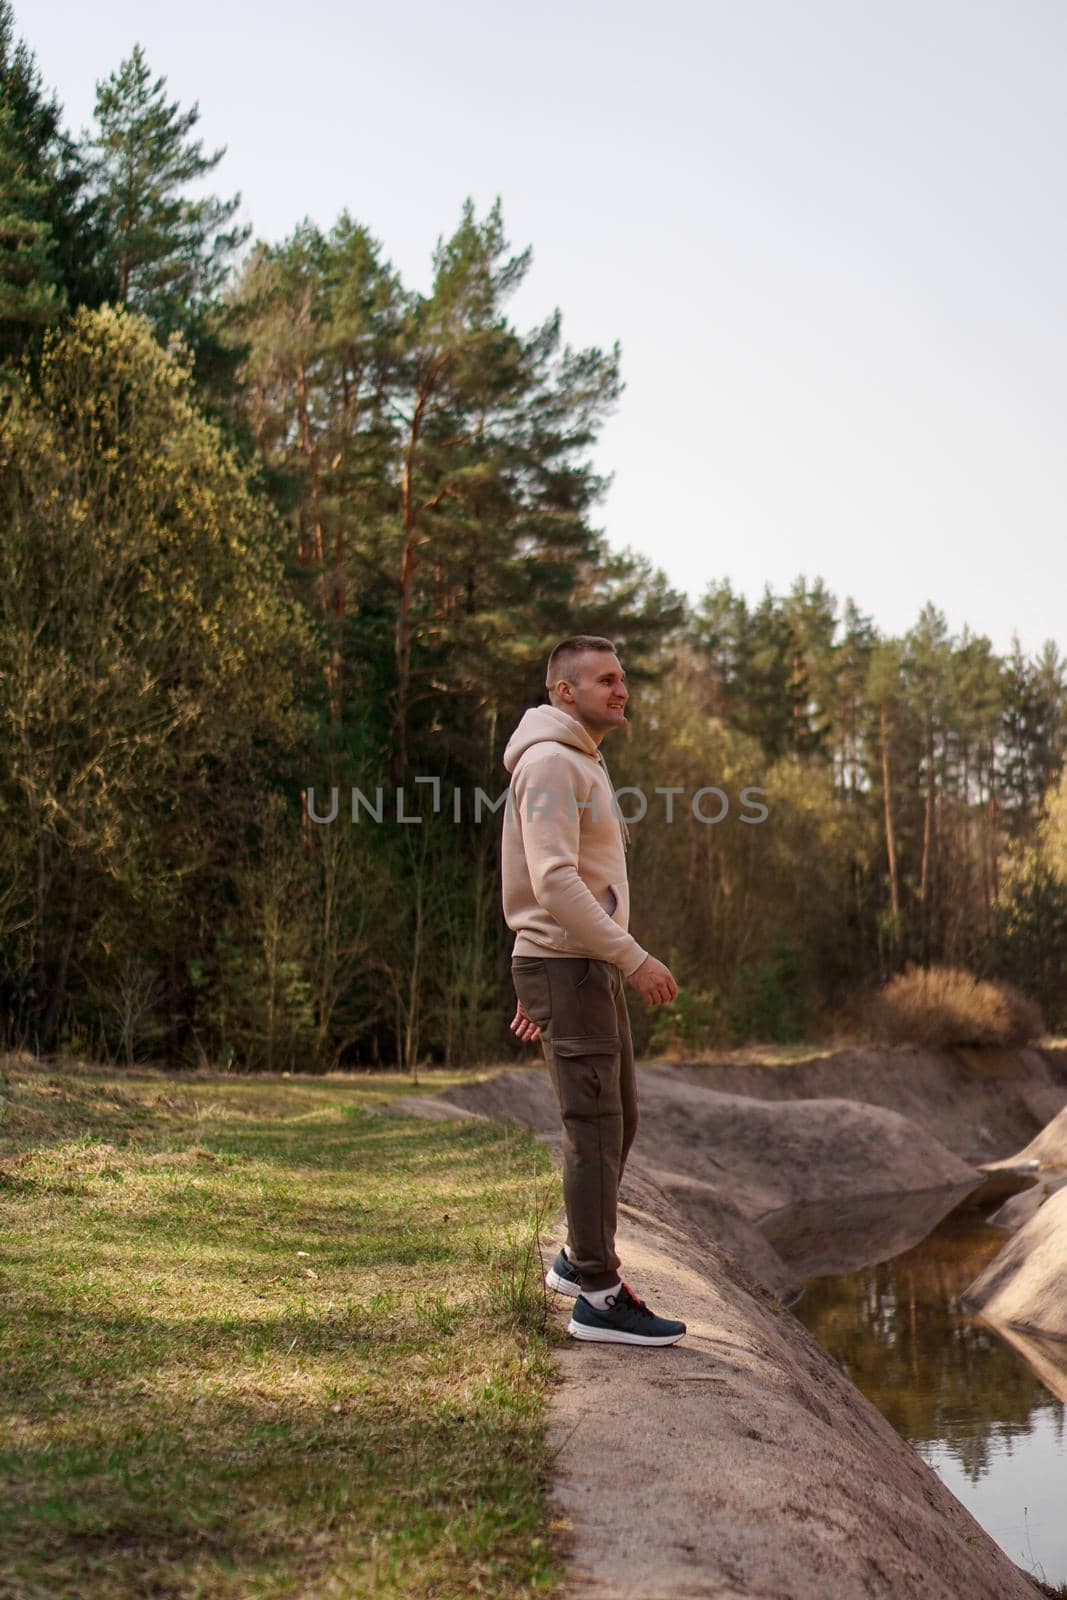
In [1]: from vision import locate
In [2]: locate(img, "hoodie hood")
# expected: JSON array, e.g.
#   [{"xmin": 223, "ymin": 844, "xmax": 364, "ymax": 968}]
[{"xmin": 503, "ymin": 704, "xmax": 600, "ymax": 773}]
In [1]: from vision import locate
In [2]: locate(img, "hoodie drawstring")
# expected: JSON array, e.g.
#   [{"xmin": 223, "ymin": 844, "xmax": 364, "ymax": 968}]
[{"xmin": 596, "ymin": 749, "xmax": 632, "ymax": 852}]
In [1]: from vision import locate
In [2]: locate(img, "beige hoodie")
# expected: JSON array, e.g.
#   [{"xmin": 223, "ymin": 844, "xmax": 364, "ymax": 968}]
[{"xmin": 501, "ymin": 705, "xmax": 648, "ymax": 976}]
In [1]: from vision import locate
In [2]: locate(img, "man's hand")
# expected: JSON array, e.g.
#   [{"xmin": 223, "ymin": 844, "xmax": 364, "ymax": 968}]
[
  {"xmin": 509, "ymin": 1000, "xmax": 542, "ymax": 1043},
  {"xmin": 626, "ymin": 954, "xmax": 678, "ymax": 1007}
]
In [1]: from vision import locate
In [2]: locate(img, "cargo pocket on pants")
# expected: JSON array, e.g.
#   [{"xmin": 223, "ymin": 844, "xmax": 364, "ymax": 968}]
[
  {"xmin": 552, "ymin": 1035, "xmax": 619, "ymax": 1056},
  {"xmin": 551, "ymin": 1035, "xmax": 622, "ymax": 1118}
]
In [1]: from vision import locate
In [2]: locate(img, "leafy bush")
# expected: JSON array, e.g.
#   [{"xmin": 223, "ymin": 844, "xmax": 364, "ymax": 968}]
[
  {"xmin": 986, "ymin": 864, "xmax": 1067, "ymax": 1032},
  {"xmin": 864, "ymin": 963, "xmax": 1044, "ymax": 1048},
  {"xmin": 648, "ymin": 984, "xmax": 730, "ymax": 1057},
  {"xmin": 730, "ymin": 943, "xmax": 808, "ymax": 1044}
]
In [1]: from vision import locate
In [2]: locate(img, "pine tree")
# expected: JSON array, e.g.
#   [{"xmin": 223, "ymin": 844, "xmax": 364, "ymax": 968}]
[
  {"xmin": 89, "ymin": 44, "xmax": 249, "ymax": 331},
  {"xmin": 903, "ymin": 604, "xmax": 951, "ymax": 962},
  {"xmin": 781, "ymin": 575, "xmax": 838, "ymax": 761},
  {"xmin": 865, "ymin": 638, "xmax": 907, "ymax": 953},
  {"xmin": 691, "ymin": 579, "xmax": 837, "ymax": 763},
  {"xmin": 0, "ymin": 1, "xmax": 110, "ymax": 353},
  {"xmin": 0, "ymin": 98, "xmax": 62, "ymax": 355},
  {"xmin": 387, "ymin": 198, "xmax": 623, "ymax": 776},
  {"xmin": 226, "ymin": 213, "xmax": 403, "ymax": 730},
  {"xmin": 833, "ymin": 598, "xmax": 877, "ymax": 796},
  {"xmin": 691, "ymin": 579, "xmax": 750, "ymax": 720},
  {"xmin": 995, "ymin": 633, "xmax": 1067, "ymax": 889}
]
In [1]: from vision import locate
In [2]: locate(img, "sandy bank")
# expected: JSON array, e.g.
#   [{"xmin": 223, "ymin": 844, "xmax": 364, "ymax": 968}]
[
  {"xmin": 383, "ymin": 1048, "xmax": 1067, "ymax": 1597},
  {"xmin": 960, "ymin": 1098, "xmax": 1067, "ymax": 1341},
  {"xmin": 963, "ymin": 1183, "xmax": 1067, "ymax": 1342},
  {"xmin": 982, "ymin": 1098, "xmax": 1067, "ymax": 1174},
  {"xmin": 670, "ymin": 1045, "xmax": 1067, "ymax": 1166},
  {"xmin": 545, "ymin": 1160, "xmax": 1043, "ymax": 1599}
]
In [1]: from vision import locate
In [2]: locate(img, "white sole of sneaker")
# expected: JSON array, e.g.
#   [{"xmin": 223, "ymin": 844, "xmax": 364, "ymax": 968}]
[
  {"xmin": 545, "ymin": 1268, "xmax": 581, "ymax": 1297},
  {"xmin": 566, "ymin": 1319, "xmax": 686, "ymax": 1345}
]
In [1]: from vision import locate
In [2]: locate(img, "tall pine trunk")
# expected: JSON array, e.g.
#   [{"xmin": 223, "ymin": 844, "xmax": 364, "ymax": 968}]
[
  {"xmin": 394, "ymin": 397, "xmax": 425, "ymax": 781},
  {"xmin": 920, "ymin": 727, "xmax": 934, "ymax": 965},
  {"xmin": 880, "ymin": 704, "xmax": 901, "ymax": 930}
]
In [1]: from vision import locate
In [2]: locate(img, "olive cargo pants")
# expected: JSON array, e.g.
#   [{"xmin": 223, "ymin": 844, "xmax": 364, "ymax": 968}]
[{"xmin": 511, "ymin": 955, "xmax": 638, "ymax": 1290}]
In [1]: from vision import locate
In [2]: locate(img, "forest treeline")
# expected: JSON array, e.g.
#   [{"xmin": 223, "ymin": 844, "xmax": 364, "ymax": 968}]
[{"xmin": 3, "ymin": 5, "xmax": 1067, "ymax": 1070}]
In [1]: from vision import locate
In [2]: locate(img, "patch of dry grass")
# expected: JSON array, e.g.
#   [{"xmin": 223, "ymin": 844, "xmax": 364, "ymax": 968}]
[
  {"xmin": 0, "ymin": 1054, "xmax": 564, "ymax": 1599},
  {"xmin": 647, "ymin": 1040, "xmax": 848, "ymax": 1071},
  {"xmin": 863, "ymin": 965, "xmax": 1045, "ymax": 1049}
]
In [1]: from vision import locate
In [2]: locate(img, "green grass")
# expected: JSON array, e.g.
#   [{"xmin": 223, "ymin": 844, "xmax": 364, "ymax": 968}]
[{"xmin": 0, "ymin": 1054, "xmax": 566, "ymax": 1599}]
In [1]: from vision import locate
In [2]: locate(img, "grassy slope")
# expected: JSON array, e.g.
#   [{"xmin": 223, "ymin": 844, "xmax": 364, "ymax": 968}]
[{"xmin": 0, "ymin": 1056, "xmax": 565, "ymax": 1599}]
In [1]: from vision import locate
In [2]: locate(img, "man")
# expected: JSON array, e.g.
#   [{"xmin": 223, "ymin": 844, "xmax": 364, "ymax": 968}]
[{"xmin": 501, "ymin": 634, "xmax": 687, "ymax": 1346}]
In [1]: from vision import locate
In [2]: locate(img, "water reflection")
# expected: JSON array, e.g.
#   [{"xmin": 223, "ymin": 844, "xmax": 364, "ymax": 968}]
[
  {"xmin": 758, "ymin": 1181, "xmax": 981, "ymax": 1280},
  {"xmin": 776, "ymin": 1190, "xmax": 1067, "ymax": 1587}
]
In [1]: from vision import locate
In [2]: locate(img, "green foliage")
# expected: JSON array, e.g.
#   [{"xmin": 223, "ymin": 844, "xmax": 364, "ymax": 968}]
[
  {"xmin": 88, "ymin": 43, "xmax": 248, "ymax": 333},
  {"xmin": 986, "ymin": 865, "xmax": 1067, "ymax": 1032},
  {"xmin": 983, "ymin": 770, "xmax": 1067, "ymax": 1030},
  {"xmin": 1034, "ymin": 764, "xmax": 1067, "ymax": 883},
  {"xmin": 0, "ymin": 2, "xmax": 113, "ymax": 336},
  {"xmin": 692, "ymin": 576, "xmax": 839, "ymax": 762},
  {"xmin": 197, "ymin": 797, "xmax": 318, "ymax": 1072},
  {"xmin": 0, "ymin": 98, "xmax": 63, "ymax": 353},
  {"xmin": 0, "ymin": 305, "xmax": 315, "ymax": 1053},
  {"xmin": 648, "ymin": 983, "xmax": 729, "ymax": 1056},
  {"xmin": 1000, "ymin": 638, "xmax": 1067, "ymax": 831},
  {"xmin": 5, "ymin": 4, "xmax": 1067, "ymax": 1063},
  {"xmin": 730, "ymin": 943, "xmax": 808, "ymax": 1045},
  {"xmin": 222, "ymin": 196, "xmax": 680, "ymax": 1065}
]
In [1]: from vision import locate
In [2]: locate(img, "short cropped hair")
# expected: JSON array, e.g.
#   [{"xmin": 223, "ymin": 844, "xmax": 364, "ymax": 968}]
[{"xmin": 546, "ymin": 634, "xmax": 618, "ymax": 691}]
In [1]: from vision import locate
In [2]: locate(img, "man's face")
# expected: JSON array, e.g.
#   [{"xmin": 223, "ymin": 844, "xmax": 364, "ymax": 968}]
[{"xmin": 557, "ymin": 651, "xmax": 628, "ymax": 735}]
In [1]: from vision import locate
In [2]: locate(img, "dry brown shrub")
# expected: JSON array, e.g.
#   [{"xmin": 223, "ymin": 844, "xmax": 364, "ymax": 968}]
[{"xmin": 864, "ymin": 964, "xmax": 1045, "ymax": 1048}]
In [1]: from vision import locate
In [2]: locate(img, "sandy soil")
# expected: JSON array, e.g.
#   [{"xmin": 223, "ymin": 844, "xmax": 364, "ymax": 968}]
[
  {"xmin": 669, "ymin": 1046, "xmax": 1067, "ymax": 1167},
  {"xmin": 545, "ymin": 1159, "xmax": 1043, "ymax": 1600},
  {"xmin": 384, "ymin": 1048, "xmax": 1067, "ymax": 1598}
]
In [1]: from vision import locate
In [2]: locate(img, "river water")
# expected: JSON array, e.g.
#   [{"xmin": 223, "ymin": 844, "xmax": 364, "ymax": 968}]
[{"xmin": 764, "ymin": 1183, "xmax": 1067, "ymax": 1591}]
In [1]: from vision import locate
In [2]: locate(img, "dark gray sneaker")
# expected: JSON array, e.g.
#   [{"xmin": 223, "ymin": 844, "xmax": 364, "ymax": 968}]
[
  {"xmin": 545, "ymin": 1247, "xmax": 582, "ymax": 1298},
  {"xmin": 567, "ymin": 1281, "xmax": 686, "ymax": 1345}
]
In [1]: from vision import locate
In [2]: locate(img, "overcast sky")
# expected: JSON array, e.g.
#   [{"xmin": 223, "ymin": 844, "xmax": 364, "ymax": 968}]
[{"xmin": 26, "ymin": 0, "xmax": 1067, "ymax": 657}]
